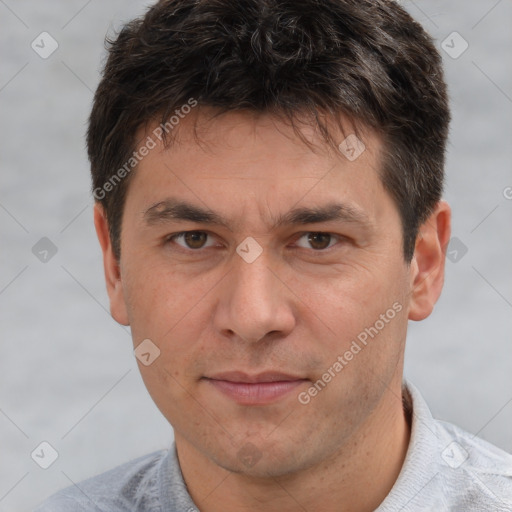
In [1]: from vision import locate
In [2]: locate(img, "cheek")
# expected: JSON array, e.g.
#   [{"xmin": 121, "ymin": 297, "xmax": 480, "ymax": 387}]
[
  {"xmin": 122, "ymin": 258, "xmax": 210, "ymax": 341},
  {"xmin": 290, "ymin": 262, "xmax": 409, "ymax": 396},
  {"xmin": 290, "ymin": 262, "xmax": 405, "ymax": 334}
]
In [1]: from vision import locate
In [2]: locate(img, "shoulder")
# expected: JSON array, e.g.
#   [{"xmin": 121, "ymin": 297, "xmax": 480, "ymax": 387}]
[
  {"xmin": 34, "ymin": 449, "xmax": 168, "ymax": 511},
  {"xmin": 380, "ymin": 382, "xmax": 512, "ymax": 511},
  {"xmin": 436, "ymin": 419, "xmax": 512, "ymax": 509},
  {"xmin": 409, "ymin": 382, "xmax": 512, "ymax": 510}
]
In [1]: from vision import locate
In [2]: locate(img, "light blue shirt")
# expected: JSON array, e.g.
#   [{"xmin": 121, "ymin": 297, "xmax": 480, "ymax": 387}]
[{"xmin": 35, "ymin": 382, "xmax": 512, "ymax": 511}]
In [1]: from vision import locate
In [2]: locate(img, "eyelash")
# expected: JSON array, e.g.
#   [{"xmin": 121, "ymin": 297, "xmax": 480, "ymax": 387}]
[
  {"xmin": 165, "ymin": 231, "xmax": 345, "ymax": 252},
  {"xmin": 166, "ymin": 231, "xmax": 219, "ymax": 250}
]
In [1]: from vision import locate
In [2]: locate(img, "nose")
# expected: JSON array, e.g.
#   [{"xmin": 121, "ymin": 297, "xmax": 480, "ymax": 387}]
[{"xmin": 213, "ymin": 250, "xmax": 296, "ymax": 344}]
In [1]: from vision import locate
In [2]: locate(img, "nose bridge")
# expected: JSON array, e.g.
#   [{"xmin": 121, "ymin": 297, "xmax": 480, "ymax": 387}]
[
  {"xmin": 215, "ymin": 249, "xmax": 294, "ymax": 343},
  {"xmin": 234, "ymin": 254, "xmax": 274, "ymax": 308}
]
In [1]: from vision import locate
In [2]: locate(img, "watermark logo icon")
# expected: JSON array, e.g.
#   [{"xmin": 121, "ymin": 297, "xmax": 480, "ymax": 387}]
[
  {"xmin": 31, "ymin": 32, "xmax": 59, "ymax": 59},
  {"xmin": 31, "ymin": 441, "xmax": 59, "ymax": 469},
  {"xmin": 445, "ymin": 237, "xmax": 468, "ymax": 263},
  {"xmin": 441, "ymin": 441, "xmax": 468, "ymax": 469},
  {"xmin": 237, "ymin": 442, "xmax": 262, "ymax": 468},
  {"xmin": 134, "ymin": 339, "xmax": 161, "ymax": 366},
  {"xmin": 338, "ymin": 134, "xmax": 366, "ymax": 161},
  {"xmin": 32, "ymin": 237, "xmax": 58, "ymax": 263},
  {"xmin": 441, "ymin": 32, "xmax": 468, "ymax": 59},
  {"xmin": 236, "ymin": 237, "xmax": 263, "ymax": 264}
]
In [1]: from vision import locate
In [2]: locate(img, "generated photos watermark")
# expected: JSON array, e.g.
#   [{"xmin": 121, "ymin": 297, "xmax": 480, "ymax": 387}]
[
  {"xmin": 298, "ymin": 301, "xmax": 403, "ymax": 405},
  {"xmin": 93, "ymin": 97, "xmax": 198, "ymax": 200}
]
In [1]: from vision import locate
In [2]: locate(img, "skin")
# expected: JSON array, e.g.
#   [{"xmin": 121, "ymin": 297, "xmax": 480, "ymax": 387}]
[{"xmin": 95, "ymin": 110, "xmax": 451, "ymax": 512}]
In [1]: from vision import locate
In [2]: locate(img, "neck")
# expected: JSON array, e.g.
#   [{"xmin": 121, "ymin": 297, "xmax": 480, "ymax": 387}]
[{"xmin": 175, "ymin": 381, "xmax": 411, "ymax": 512}]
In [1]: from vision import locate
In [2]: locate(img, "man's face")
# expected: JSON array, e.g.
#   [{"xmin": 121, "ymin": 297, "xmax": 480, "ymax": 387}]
[{"xmin": 104, "ymin": 111, "xmax": 418, "ymax": 476}]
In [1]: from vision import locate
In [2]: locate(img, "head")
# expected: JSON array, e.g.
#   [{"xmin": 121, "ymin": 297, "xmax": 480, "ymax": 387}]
[{"xmin": 90, "ymin": 0, "xmax": 451, "ymax": 477}]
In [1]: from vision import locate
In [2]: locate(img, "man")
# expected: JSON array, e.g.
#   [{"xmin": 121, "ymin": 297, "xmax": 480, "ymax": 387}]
[{"xmin": 36, "ymin": 0, "xmax": 512, "ymax": 510}]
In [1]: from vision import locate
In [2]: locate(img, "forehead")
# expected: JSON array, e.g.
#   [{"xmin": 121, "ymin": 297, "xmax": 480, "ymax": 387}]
[
  {"xmin": 126, "ymin": 110, "xmax": 390, "ymax": 228},
  {"xmin": 147, "ymin": 109, "xmax": 375, "ymax": 163}
]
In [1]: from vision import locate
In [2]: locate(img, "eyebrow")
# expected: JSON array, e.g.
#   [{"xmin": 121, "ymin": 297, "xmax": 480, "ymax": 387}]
[{"xmin": 143, "ymin": 198, "xmax": 371, "ymax": 230}]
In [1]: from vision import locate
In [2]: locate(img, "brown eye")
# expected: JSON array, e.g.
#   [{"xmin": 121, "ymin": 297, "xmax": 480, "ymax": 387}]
[
  {"xmin": 183, "ymin": 231, "xmax": 208, "ymax": 249},
  {"xmin": 307, "ymin": 232, "xmax": 333, "ymax": 250},
  {"xmin": 170, "ymin": 231, "xmax": 214, "ymax": 250}
]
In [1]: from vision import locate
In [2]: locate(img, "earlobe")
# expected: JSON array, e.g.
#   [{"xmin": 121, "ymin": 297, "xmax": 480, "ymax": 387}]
[
  {"xmin": 93, "ymin": 203, "xmax": 130, "ymax": 326},
  {"xmin": 408, "ymin": 201, "xmax": 451, "ymax": 321}
]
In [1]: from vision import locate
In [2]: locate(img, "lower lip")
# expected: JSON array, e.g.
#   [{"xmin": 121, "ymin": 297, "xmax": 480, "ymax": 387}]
[{"xmin": 205, "ymin": 379, "xmax": 307, "ymax": 405}]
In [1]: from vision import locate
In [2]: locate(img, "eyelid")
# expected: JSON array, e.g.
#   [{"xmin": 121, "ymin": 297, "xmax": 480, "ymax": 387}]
[
  {"xmin": 166, "ymin": 230, "xmax": 220, "ymax": 250},
  {"xmin": 165, "ymin": 230, "xmax": 348, "ymax": 252},
  {"xmin": 292, "ymin": 232, "xmax": 346, "ymax": 251}
]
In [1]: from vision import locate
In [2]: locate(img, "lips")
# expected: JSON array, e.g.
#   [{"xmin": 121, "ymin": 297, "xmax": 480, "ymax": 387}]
[{"xmin": 204, "ymin": 371, "xmax": 308, "ymax": 405}]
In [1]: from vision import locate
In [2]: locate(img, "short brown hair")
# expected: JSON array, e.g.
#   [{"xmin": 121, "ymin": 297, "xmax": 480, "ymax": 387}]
[{"xmin": 87, "ymin": 0, "xmax": 450, "ymax": 261}]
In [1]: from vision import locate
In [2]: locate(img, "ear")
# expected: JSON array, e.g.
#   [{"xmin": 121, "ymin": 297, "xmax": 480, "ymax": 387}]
[
  {"xmin": 93, "ymin": 203, "xmax": 130, "ymax": 326},
  {"xmin": 408, "ymin": 200, "xmax": 451, "ymax": 321}
]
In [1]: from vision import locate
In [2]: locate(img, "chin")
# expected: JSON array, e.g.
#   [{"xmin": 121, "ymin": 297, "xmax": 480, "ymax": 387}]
[{"xmin": 209, "ymin": 440, "xmax": 318, "ymax": 480}]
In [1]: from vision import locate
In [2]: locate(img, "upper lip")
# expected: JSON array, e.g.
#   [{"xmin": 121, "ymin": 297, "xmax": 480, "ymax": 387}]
[{"xmin": 206, "ymin": 371, "xmax": 306, "ymax": 383}]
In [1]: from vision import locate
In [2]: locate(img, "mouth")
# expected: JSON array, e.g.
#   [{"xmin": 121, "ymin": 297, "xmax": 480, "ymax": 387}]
[{"xmin": 203, "ymin": 371, "xmax": 309, "ymax": 405}]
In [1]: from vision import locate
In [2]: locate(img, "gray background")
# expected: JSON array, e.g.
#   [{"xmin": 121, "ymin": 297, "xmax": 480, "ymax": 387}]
[{"xmin": 1, "ymin": 0, "xmax": 511, "ymax": 510}]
